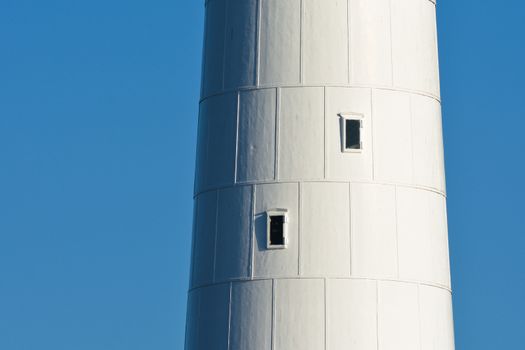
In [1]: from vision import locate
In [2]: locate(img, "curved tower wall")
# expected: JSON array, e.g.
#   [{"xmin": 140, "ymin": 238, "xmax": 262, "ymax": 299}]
[{"xmin": 186, "ymin": 0, "xmax": 455, "ymax": 349}]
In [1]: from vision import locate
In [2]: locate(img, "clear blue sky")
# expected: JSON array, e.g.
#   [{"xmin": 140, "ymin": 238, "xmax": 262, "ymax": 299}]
[{"xmin": 0, "ymin": 0, "xmax": 523, "ymax": 349}]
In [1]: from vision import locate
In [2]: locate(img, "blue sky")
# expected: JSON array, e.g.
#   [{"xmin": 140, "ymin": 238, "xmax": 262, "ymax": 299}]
[{"xmin": 0, "ymin": 0, "xmax": 523, "ymax": 349}]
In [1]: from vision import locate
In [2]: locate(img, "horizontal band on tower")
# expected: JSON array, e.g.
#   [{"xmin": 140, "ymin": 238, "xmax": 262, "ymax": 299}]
[
  {"xmin": 194, "ymin": 180, "xmax": 447, "ymax": 200},
  {"xmin": 189, "ymin": 276, "xmax": 452, "ymax": 294},
  {"xmin": 204, "ymin": 0, "xmax": 438, "ymax": 8},
  {"xmin": 200, "ymin": 84, "xmax": 441, "ymax": 105}
]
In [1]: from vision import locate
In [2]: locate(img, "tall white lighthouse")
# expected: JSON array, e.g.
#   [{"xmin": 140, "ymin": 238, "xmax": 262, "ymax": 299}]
[{"xmin": 186, "ymin": 0, "xmax": 455, "ymax": 349}]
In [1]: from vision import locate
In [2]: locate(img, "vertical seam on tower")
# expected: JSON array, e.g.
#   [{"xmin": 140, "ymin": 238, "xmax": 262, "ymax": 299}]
[
  {"xmin": 324, "ymin": 278, "xmax": 328, "ymax": 350},
  {"xmin": 184, "ymin": 293, "xmax": 189, "ymax": 349},
  {"xmin": 201, "ymin": 2, "xmax": 209, "ymax": 98},
  {"xmin": 234, "ymin": 92, "xmax": 240, "ymax": 183},
  {"xmin": 394, "ymin": 186, "xmax": 400, "ymax": 278},
  {"xmin": 323, "ymin": 86, "xmax": 327, "ymax": 179},
  {"xmin": 417, "ymin": 284, "xmax": 423, "ymax": 350},
  {"xmin": 346, "ymin": 0, "xmax": 351, "ymax": 84},
  {"xmin": 204, "ymin": 95, "xmax": 211, "ymax": 193},
  {"xmin": 348, "ymin": 183, "xmax": 353, "ymax": 276},
  {"xmin": 376, "ymin": 281, "xmax": 380, "ymax": 350},
  {"xmin": 255, "ymin": 0, "xmax": 261, "ymax": 86},
  {"xmin": 190, "ymin": 198, "xmax": 199, "ymax": 288},
  {"xmin": 227, "ymin": 282, "xmax": 233, "ymax": 350},
  {"xmin": 444, "ymin": 198, "xmax": 452, "ymax": 288},
  {"xmin": 298, "ymin": 182, "xmax": 302, "ymax": 276},
  {"xmin": 271, "ymin": 279, "xmax": 276, "ymax": 350},
  {"xmin": 195, "ymin": 288, "xmax": 202, "ymax": 349},
  {"xmin": 370, "ymin": 89, "xmax": 376, "ymax": 181},
  {"xmin": 250, "ymin": 185, "xmax": 256, "ymax": 279},
  {"xmin": 194, "ymin": 105, "xmax": 201, "ymax": 196},
  {"xmin": 433, "ymin": 4, "xmax": 440, "ymax": 95},
  {"xmin": 275, "ymin": 88, "xmax": 281, "ymax": 180},
  {"xmin": 222, "ymin": 0, "xmax": 229, "ymax": 90},
  {"xmin": 388, "ymin": 0, "xmax": 394, "ymax": 86},
  {"xmin": 299, "ymin": 0, "xmax": 304, "ymax": 84},
  {"xmin": 212, "ymin": 190, "xmax": 220, "ymax": 282},
  {"xmin": 409, "ymin": 95, "xmax": 415, "ymax": 183}
]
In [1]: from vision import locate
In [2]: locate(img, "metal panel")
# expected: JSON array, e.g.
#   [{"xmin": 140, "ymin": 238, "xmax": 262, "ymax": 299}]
[
  {"xmin": 215, "ymin": 186, "xmax": 253, "ymax": 281},
  {"xmin": 274, "ymin": 279, "xmax": 325, "ymax": 350},
  {"xmin": 278, "ymin": 87, "xmax": 324, "ymax": 181},
  {"xmin": 237, "ymin": 89, "xmax": 276, "ymax": 183},
  {"xmin": 411, "ymin": 94, "xmax": 446, "ymax": 192},
  {"xmin": 199, "ymin": 93, "xmax": 237, "ymax": 192},
  {"xmin": 224, "ymin": 0, "xmax": 257, "ymax": 89},
  {"xmin": 259, "ymin": 0, "xmax": 301, "ymax": 85},
  {"xmin": 230, "ymin": 280, "xmax": 273, "ymax": 350},
  {"xmin": 300, "ymin": 183, "xmax": 350, "ymax": 276},
  {"xmin": 254, "ymin": 183, "xmax": 299, "ymax": 278},
  {"xmin": 378, "ymin": 281, "xmax": 420, "ymax": 350},
  {"xmin": 419, "ymin": 286, "xmax": 455, "ymax": 350},
  {"xmin": 325, "ymin": 87, "xmax": 373, "ymax": 181},
  {"xmin": 372, "ymin": 89, "xmax": 413, "ymax": 184},
  {"xmin": 303, "ymin": 0, "xmax": 348, "ymax": 84},
  {"xmin": 184, "ymin": 291, "xmax": 199, "ymax": 350},
  {"xmin": 351, "ymin": 183, "xmax": 398, "ymax": 278},
  {"xmin": 194, "ymin": 103, "xmax": 208, "ymax": 195},
  {"xmin": 349, "ymin": 0, "xmax": 393, "ymax": 86},
  {"xmin": 196, "ymin": 284, "xmax": 230, "ymax": 350},
  {"xmin": 397, "ymin": 187, "xmax": 451, "ymax": 287},
  {"xmin": 191, "ymin": 191, "xmax": 217, "ymax": 288},
  {"xmin": 391, "ymin": 0, "xmax": 440, "ymax": 96},
  {"xmin": 189, "ymin": 0, "xmax": 454, "ymax": 347},
  {"xmin": 327, "ymin": 279, "xmax": 377, "ymax": 350},
  {"xmin": 201, "ymin": 0, "xmax": 226, "ymax": 97}
]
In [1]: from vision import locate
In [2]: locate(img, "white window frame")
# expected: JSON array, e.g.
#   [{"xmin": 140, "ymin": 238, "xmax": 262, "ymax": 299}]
[
  {"xmin": 339, "ymin": 113, "xmax": 364, "ymax": 153},
  {"xmin": 266, "ymin": 209, "xmax": 289, "ymax": 250}
]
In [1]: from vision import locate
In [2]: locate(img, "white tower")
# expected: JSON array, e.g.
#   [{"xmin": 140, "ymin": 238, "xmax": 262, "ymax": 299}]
[{"xmin": 186, "ymin": 0, "xmax": 455, "ymax": 349}]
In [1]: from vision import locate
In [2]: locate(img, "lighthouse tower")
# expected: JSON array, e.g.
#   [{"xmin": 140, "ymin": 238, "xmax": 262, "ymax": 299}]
[{"xmin": 186, "ymin": 0, "xmax": 455, "ymax": 349}]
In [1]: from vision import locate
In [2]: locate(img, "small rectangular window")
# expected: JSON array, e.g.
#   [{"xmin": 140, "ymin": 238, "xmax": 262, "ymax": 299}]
[
  {"xmin": 345, "ymin": 119, "xmax": 361, "ymax": 150},
  {"xmin": 267, "ymin": 209, "xmax": 289, "ymax": 249},
  {"xmin": 340, "ymin": 114, "xmax": 363, "ymax": 152},
  {"xmin": 269, "ymin": 215, "xmax": 285, "ymax": 245}
]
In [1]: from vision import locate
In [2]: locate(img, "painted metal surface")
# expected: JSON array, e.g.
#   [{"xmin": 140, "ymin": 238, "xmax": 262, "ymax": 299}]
[{"xmin": 187, "ymin": 0, "xmax": 454, "ymax": 349}]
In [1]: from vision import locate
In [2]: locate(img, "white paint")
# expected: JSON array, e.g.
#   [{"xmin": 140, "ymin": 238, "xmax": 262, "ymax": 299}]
[
  {"xmin": 351, "ymin": 183, "xmax": 398, "ymax": 279},
  {"xmin": 224, "ymin": 0, "xmax": 257, "ymax": 89},
  {"xmin": 188, "ymin": 0, "xmax": 455, "ymax": 348},
  {"xmin": 300, "ymin": 182, "xmax": 350, "ymax": 277},
  {"xmin": 411, "ymin": 94, "xmax": 446, "ymax": 192},
  {"xmin": 372, "ymin": 89, "xmax": 413, "ymax": 184},
  {"xmin": 188, "ymin": 284, "xmax": 230, "ymax": 350},
  {"xmin": 230, "ymin": 280, "xmax": 273, "ymax": 350},
  {"xmin": 195, "ymin": 93, "xmax": 237, "ymax": 193},
  {"xmin": 237, "ymin": 89, "xmax": 276, "ymax": 183},
  {"xmin": 201, "ymin": 0, "xmax": 226, "ymax": 97},
  {"xmin": 214, "ymin": 186, "xmax": 252, "ymax": 281},
  {"xmin": 349, "ymin": 0, "xmax": 393, "ymax": 86},
  {"xmin": 391, "ymin": 0, "xmax": 440, "ymax": 96},
  {"xmin": 274, "ymin": 279, "xmax": 325, "ymax": 350},
  {"xmin": 378, "ymin": 281, "xmax": 421, "ymax": 350},
  {"xmin": 327, "ymin": 279, "xmax": 378, "ymax": 349},
  {"xmin": 303, "ymin": 0, "xmax": 348, "ymax": 84},
  {"xmin": 259, "ymin": 0, "xmax": 301, "ymax": 85},
  {"xmin": 419, "ymin": 285, "xmax": 456, "ymax": 350},
  {"xmin": 397, "ymin": 187, "xmax": 451, "ymax": 287},
  {"xmin": 191, "ymin": 190, "xmax": 217, "ymax": 288},
  {"xmin": 278, "ymin": 87, "xmax": 324, "ymax": 181}
]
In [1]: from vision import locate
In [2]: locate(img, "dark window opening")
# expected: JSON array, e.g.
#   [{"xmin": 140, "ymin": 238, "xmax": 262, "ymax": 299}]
[
  {"xmin": 345, "ymin": 119, "xmax": 361, "ymax": 150},
  {"xmin": 269, "ymin": 215, "xmax": 285, "ymax": 246}
]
